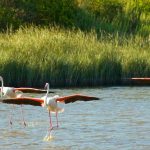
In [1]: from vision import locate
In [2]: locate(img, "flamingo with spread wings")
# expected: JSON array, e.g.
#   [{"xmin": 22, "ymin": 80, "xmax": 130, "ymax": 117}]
[
  {"xmin": 0, "ymin": 76, "xmax": 54, "ymax": 126},
  {"xmin": 0, "ymin": 76, "xmax": 54, "ymax": 98},
  {"xmin": 0, "ymin": 83, "xmax": 99, "ymax": 133}
]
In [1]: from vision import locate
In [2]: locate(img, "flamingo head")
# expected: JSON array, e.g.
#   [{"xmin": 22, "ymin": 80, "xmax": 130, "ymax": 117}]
[{"xmin": 44, "ymin": 83, "xmax": 49, "ymax": 89}]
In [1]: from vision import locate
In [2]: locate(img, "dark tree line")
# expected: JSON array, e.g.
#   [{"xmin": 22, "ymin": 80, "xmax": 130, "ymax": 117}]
[{"xmin": 0, "ymin": 0, "xmax": 149, "ymax": 34}]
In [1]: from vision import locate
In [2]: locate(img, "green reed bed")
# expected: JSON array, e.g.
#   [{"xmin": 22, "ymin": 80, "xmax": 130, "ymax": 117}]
[{"xmin": 0, "ymin": 27, "xmax": 150, "ymax": 87}]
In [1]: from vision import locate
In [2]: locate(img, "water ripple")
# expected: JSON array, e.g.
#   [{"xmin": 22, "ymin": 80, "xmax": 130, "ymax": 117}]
[{"xmin": 0, "ymin": 87, "xmax": 150, "ymax": 149}]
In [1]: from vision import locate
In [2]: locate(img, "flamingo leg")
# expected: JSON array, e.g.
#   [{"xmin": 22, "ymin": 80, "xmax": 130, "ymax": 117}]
[
  {"xmin": 9, "ymin": 115, "xmax": 13, "ymax": 126},
  {"xmin": 48, "ymin": 110, "xmax": 53, "ymax": 130},
  {"xmin": 56, "ymin": 111, "xmax": 59, "ymax": 128},
  {"xmin": 20, "ymin": 105, "xmax": 26, "ymax": 127},
  {"xmin": 43, "ymin": 111, "xmax": 53, "ymax": 141},
  {"xmin": 9, "ymin": 104, "xmax": 14, "ymax": 126}
]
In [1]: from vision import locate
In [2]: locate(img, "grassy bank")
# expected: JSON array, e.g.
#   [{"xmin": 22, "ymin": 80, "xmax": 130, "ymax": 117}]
[{"xmin": 0, "ymin": 27, "xmax": 150, "ymax": 87}]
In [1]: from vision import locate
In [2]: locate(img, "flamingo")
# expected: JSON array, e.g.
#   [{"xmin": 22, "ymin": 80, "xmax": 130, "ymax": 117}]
[
  {"xmin": 0, "ymin": 76, "xmax": 54, "ymax": 96},
  {"xmin": 41, "ymin": 83, "xmax": 63, "ymax": 129},
  {"xmin": 0, "ymin": 76, "xmax": 26, "ymax": 126},
  {"xmin": 0, "ymin": 86, "xmax": 99, "ymax": 136},
  {"xmin": 0, "ymin": 76, "xmax": 54, "ymax": 126},
  {"xmin": 0, "ymin": 76, "xmax": 23, "ymax": 98}
]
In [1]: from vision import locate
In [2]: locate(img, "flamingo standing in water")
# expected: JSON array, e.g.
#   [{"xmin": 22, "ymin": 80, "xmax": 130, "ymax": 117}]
[
  {"xmin": 0, "ymin": 76, "xmax": 26, "ymax": 126},
  {"xmin": 41, "ymin": 83, "xmax": 64, "ymax": 129},
  {"xmin": 0, "ymin": 83, "xmax": 99, "ymax": 137},
  {"xmin": 0, "ymin": 76, "xmax": 23, "ymax": 98},
  {"xmin": 0, "ymin": 76, "xmax": 54, "ymax": 97},
  {"xmin": 0, "ymin": 76, "xmax": 54, "ymax": 126}
]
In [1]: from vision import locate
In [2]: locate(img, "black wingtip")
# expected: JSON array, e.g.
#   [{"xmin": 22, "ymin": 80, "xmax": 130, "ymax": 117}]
[
  {"xmin": 49, "ymin": 91, "xmax": 55, "ymax": 93},
  {"xmin": 91, "ymin": 96, "xmax": 100, "ymax": 100}
]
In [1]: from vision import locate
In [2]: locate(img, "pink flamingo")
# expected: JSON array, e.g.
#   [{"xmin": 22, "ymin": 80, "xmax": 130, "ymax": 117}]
[
  {"xmin": 0, "ymin": 76, "xmax": 54, "ymax": 126},
  {"xmin": 0, "ymin": 84, "xmax": 99, "ymax": 135}
]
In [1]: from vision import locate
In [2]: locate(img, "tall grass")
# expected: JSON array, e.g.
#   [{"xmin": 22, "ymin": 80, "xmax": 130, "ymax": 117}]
[{"xmin": 0, "ymin": 27, "xmax": 150, "ymax": 87}]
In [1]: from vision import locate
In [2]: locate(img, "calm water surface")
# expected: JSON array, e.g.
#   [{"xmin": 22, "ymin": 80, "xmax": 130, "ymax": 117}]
[{"xmin": 0, "ymin": 87, "xmax": 150, "ymax": 150}]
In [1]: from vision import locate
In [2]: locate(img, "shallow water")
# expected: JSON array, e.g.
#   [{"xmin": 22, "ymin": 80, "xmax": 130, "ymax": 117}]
[{"xmin": 0, "ymin": 87, "xmax": 150, "ymax": 150}]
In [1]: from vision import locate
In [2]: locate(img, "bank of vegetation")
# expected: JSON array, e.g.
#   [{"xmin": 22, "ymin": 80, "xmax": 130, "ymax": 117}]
[{"xmin": 0, "ymin": 0, "xmax": 149, "ymax": 87}]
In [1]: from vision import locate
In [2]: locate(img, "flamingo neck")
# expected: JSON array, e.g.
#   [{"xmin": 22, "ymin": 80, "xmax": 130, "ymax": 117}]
[
  {"xmin": 46, "ymin": 83, "xmax": 49, "ymax": 97},
  {"xmin": 43, "ymin": 83, "xmax": 49, "ymax": 106},
  {"xmin": 0, "ymin": 76, "xmax": 4, "ymax": 97}
]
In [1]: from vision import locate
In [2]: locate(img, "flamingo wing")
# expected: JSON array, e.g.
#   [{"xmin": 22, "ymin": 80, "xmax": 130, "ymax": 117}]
[
  {"xmin": 15, "ymin": 88, "xmax": 54, "ymax": 93},
  {"xmin": 56, "ymin": 94, "xmax": 100, "ymax": 104},
  {"xmin": 0, "ymin": 97, "xmax": 43, "ymax": 106}
]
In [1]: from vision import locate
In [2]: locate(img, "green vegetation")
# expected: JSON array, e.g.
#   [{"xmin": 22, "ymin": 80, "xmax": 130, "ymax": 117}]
[
  {"xmin": 0, "ymin": 0, "xmax": 149, "ymax": 87},
  {"xmin": 0, "ymin": 27, "xmax": 149, "ymax": 87},
  {"xmin": 0, "ymin": 0, "xmax": 149, "ymax": 35}
]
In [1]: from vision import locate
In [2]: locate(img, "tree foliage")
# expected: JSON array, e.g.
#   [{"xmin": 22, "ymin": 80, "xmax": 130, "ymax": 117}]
[
  {"xmin": 0, "ymin": 0, "xmax": 78, "ymax": 30},
  {"xmin": 0, "ymin": 0, "xmax": 149, "ymax": 34}
]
